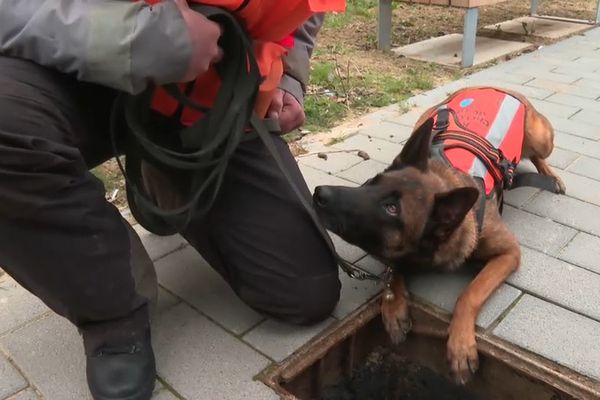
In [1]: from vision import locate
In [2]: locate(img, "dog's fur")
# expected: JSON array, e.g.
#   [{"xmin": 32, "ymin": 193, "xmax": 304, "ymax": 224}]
[{"xmin": 313, "ymin": 86, "xmax": 566, "ymax": 384}]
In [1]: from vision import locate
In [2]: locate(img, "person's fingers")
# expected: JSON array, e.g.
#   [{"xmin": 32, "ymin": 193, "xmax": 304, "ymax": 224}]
[
  {"xmin": 279, "ymin": 92, "xmax": 305, "ymax": 134},
  {"xmin": 267, "ymin": 89, "xmax": 284, "ymax": 120}
]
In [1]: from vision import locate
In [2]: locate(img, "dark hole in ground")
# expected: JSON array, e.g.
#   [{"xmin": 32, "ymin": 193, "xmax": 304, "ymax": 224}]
[{"xmin": 320, "ymin": 346, "xmax": 480, "ymax": 400}]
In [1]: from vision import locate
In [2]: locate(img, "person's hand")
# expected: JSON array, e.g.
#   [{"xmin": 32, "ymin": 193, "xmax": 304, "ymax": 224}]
[
  {"xmin": 174, "ymin": 0, "xmax": 224, "ymax": 81},
  {"xmin": 267, "ymin": 89, "xmax": 306, "ymax": 134}
]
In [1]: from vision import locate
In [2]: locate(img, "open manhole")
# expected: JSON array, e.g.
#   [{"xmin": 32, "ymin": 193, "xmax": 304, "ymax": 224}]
[{"xmin": 259, "ymin": 296, "xmax": 600, "ymax": 400}]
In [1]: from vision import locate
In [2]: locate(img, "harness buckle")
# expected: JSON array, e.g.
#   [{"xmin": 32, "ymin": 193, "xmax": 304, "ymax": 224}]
[{"xmin": 499, "ymin": 159, "xmax": 517, "ymax": 188}]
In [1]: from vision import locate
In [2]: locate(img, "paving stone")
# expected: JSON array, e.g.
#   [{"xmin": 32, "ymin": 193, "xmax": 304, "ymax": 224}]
[
  {"xmin": 529, "ymin": 99, "xmax": 581, "ymax": 119},
  {"xmin": 243, "ymin": 317, "xmax": 336, "ymax": 362},
  {"xmin": 508, "ymin": 69, "xmax": 579, "ymax": 84},
  {"xmin": 567, "ymin": 156, "xmax": 600, "ymax": 181},
  {"xmin": 407, "ymin": 271, "xmax": 521, "ymax": 329},
  {"xmin": 553, "ymin": 68, "xmax": 600, "ymax": 84},
  {"xmin": 330, "ymin": 233, "xmax": 367, "ymax": 264},
  {"xmin": 153, "ymin": 304, "xmax": 271, "ymax": 400},
  {"xmin": 570, "ymin": 108, "xmax": 600, "ymax": 127},
  {"xmin": 358, "ymin": 103, "xmax": 405, "ymax": 125},
  {"xmin": 493, "ymin": 295, "xmax": 600, "ymax": 381},
  {"xmin": 545, "ymin": 92, "xmax": 600, "ymax": 113},
  {"xmin": 151, "ymin": 388, "xmax": 179, "ymax": 400},
  {"xmin": 384, "ymin": 108, "xmax": 427, "ymax": 128},
  {"xmin": 475, "ymin": 82, "xmax": 554, "ymax": 101},
  {"xmin": 527, "ymin": 79, "xmax": 600, "ymax": 100},
  {"xmin": 572, "ymin": 76, "xmax": 600, "ymax": 93},
  {"xmin": 155, "ymin": 247, "xmax": 263, "ymax": 335},
  {"xmin": 357, "ymin": 120, "xmax": 413, "ymax": 144},
  {"xmin": 502, "ymin": 206, "xmax": 577, "ymax": 256},
  {"xmin": 336, "ymin": 159, "xmax": 388, "ymax": 185},
  {"xmin": 0, "ymin": 277, "xmax": 48, "ymax": 336},
  {"xmin": 0, "ymin": 314, "xmax": 92, "ymax": 399},
  {"xmin": 508, "ymin": 246, "xmax": 600, "ymax": 320},
  {"xmin": 331, "ymin": 134, "xmax": 404, "ymax": 164},
  {"xmin": 4, "ymin": 389, "xmax": 40, "ymax": 400},
  {"xmin": 156, "ymin": 288, "xmax": 181, "ymax": 315},
  {"xmin": 547, "ymin": 147, "xmax": 579, "ymax": 170},
  {"xmin": 299, "ymin": 164, "xmax": 357, "ymax": 194},
  {"xmin": 133, "ymin": 224, "xmax": 188, "ymax": 262},
  {"xmin": 503, "ymin": 187, "xmax": 540, "ymax": 208},
  {"xmin": 554, "ymin": 131, "xmax": 600, "ymax": 159},
  {"xmin": 468, "ymin": 71, "xmax": 534, "ymax": 85},
  {"xmin": 557, "ymin": 169, "xmax": 600, "ymax": 206},
  {"xmin": 298, "ymin": 151, "xmax": 363, "ymax": 174},
  {"xmin": 0, "ymin": 352, "xmax": 27, "ymax": 399},
  {"xmin": 333, "ymin": 271, "xmax": 382, "ymax": 320},
  {"xmin": 559, "ymin": 232, "xmax": 600, "ymax": 275},
  {"xmin": 525, "ymin": 191, "xmax": 600, "ymax": 236},
  {"xmin": 551, "ymin": 117, "xmax": 600, "ymax": 141}
]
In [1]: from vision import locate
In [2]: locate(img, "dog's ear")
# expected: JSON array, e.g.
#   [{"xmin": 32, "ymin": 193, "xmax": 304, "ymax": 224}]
[
  {"xmin": 389, "ymin": 117, "xmax": 435, "ymax": 172},
  {"xmin": 430, "ymin": 187, "xmax": 479, "ymax": 240}
]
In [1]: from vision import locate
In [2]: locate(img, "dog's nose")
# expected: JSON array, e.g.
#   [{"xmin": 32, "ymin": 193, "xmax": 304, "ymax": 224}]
[{"xmin": 314, "ymin": 186, "xmax": 333, "ymax": 208}]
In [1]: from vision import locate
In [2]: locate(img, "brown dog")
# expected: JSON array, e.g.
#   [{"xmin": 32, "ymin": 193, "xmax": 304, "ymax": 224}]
[{"xmin": 313, "ymin": 86, "xmax": 566, "ymax": 384}]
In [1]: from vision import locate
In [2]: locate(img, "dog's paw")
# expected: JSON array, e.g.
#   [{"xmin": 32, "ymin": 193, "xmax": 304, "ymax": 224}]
[
  {"xmin": 447, "ymin": 330, "xmax": 479, "ymax": 385},
  {"xmin": 555, "ymin": 176, "xmax": 566, "ymax": 195},
  {"xmin": 381, "ymin": 300, "xmax": 412, "ymax": 345}
]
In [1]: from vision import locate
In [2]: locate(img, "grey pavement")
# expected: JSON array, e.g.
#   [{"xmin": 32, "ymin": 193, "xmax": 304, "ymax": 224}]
[{"xmin": 3, "ymin": 27, "xmax": 600, "ymax": 399}]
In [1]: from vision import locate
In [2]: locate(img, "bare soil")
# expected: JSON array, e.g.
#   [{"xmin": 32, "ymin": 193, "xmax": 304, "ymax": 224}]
[{"xmin": 320, "ymin": 346, "xmax": 481, "ymax": 400}]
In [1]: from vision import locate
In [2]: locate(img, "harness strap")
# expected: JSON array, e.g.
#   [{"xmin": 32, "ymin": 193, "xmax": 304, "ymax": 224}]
[
  {"xmin": 510, "ymin": 172, "xmax": 560, "ymax": 193},
  {"xmin": 110, "ymin": 5, "xmax": 378, "ymax": 281}
]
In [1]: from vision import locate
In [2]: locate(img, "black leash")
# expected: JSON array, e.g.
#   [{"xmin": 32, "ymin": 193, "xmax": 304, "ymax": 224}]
[{"xmin": 109, "ymin": 5, "xmax": 379, "ymax": 281}]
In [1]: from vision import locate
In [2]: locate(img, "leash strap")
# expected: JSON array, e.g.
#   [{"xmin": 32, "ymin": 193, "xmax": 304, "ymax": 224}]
[
  {"xmin": 250, "ymin": 115, "xmax": 381, "ymax": 281},
  {"xmin": 110, "ymin": 5, "xmax": 379, "ymax": 281}
]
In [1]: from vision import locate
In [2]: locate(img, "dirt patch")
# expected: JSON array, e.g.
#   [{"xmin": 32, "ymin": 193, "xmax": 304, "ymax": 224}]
[{"xmin": 320, "ymin": 346, "xmax": 481, "ymax": 400}]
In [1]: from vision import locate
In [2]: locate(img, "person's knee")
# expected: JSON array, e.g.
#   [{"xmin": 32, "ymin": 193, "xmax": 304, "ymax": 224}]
[
  {"xmin": 239, "ymin": 270, "xmax": 341, "ymax": 326},
  {"xmin": 290, "ymin": 272, "xmax": 341, "ymax": 325}
]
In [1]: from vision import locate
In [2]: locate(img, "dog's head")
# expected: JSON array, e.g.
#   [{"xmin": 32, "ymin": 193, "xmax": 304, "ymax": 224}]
[{"xmin": 313, "ymin": 118, "xmax": 479, "ymax": 266}]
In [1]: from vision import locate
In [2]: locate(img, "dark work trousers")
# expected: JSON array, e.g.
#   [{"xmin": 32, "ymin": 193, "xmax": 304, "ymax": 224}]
[{"xmin": 0, "ymin": 56, "xmax": 341, "ymax": 352}]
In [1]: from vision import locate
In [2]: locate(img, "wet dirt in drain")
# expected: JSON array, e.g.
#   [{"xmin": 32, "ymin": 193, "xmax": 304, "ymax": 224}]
[{"xmin": 320, "ymin": 346, "xmax": 480, "ymax": 400}]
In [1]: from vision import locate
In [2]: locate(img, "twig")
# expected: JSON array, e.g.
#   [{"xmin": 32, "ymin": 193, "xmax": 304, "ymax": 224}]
[{"xmin": 296, "ymin": 148, "xmax": 365, "ymax": 158}]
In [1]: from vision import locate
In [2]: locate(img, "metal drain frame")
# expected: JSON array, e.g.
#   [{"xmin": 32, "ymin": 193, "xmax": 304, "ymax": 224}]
[{"xmin": 258, "ymin": 295, "xmax": 600, "ymax": 400}]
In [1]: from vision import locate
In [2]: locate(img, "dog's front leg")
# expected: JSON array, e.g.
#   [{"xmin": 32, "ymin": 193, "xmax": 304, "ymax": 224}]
[
  {"xmin": 448, "ymin": 248, "xmax": 520, "ymax": 384},
  {"xmin": 381, "ymin": 270, "xmax": 412, "ymax": 344}
]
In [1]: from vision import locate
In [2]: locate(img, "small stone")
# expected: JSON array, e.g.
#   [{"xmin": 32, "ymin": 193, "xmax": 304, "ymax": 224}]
[
  {"xmin": 317, "ymin": 152, "xmax": 328, "ymax": 160},
  {"xmin": 357, "ymin": 151, "xmax": 370, "ymax": 160}
]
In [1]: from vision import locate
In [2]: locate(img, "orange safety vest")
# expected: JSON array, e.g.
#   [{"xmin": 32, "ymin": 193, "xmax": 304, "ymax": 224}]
[
  {"xmin": 428, "ymin": 88, "xmax": 526, "ymax": 196},
  {"xmin": 142, "ymin": 0, "xmax": 345, "ymax": 126}
]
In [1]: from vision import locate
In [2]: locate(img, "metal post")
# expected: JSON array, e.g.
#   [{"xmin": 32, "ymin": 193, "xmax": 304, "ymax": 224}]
[
  {"xmin": 530, "ymin": 0, "xmax": 539, "ymax": 16},
  {"xmin": 462, "ymin": 7, "xmax": 479, "ymax": 68},
  {"xmin": 596, "ymin": 0, "xmax": 600, "ymax": 23},
  {"xmin": 378, "ymin": 0, "xmax": 393, "ymax": 50}
]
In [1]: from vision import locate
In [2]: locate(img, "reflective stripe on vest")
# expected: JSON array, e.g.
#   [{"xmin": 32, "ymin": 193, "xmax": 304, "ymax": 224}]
[{"xmin": 433, "ymin": 88, "xmax": 526, "ymax": 195}]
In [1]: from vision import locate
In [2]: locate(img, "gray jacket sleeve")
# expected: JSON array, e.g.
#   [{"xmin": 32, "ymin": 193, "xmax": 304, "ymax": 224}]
[
  {"xmin": 0, "ymin": 0, "xmax": 193, "ymax": 94},
  {"xmin": 279, "ymin": 13, "xmax": 325, "ymax": 105}
]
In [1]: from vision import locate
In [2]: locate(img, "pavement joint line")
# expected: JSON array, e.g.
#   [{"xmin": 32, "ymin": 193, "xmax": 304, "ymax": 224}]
[
  {"xmin": 156, "ymin": 376, "xmax": 187, "ymax": 400},
  {"xmin": 237, "ymin": 317, "xmax": 268, "ymax": 339},
  {"xmin": 503, "ymin": 282, "xmax": 600, "ymax": 325},
  {"xmin": 555, "ymin": 254, "xmax": 600, "ymax": 278},
  {"xmin": 151, "ymin": 243, "xmax": 190, "ymax": 264},
  {"xmin": 0, "ymin": 346, "xmax": 33, "ymax": 391},
  {"xmin": 0, "ymin": 311, "xmax": 52, "ymax": 340},
  {"xmin": 154, "ymin": 283, "xmax": 275, "ymax": 363},
  {"xmin": 519, "ymin": 196, "xmax": 600, "ymax": 234},
  {"xmin": 484, "ymin": 291, "xmax": 525, "ymax": 335},
  {"xmin": 566, "ymin": 108, "xmax": 583, "ymax": 120},
  {"xmin": 563, "ymin": 155, "xmax": 581, "ymax": 171},
  {"xmin": 520, "ymin": 240, "xmax": 600, "ymax": 278}
]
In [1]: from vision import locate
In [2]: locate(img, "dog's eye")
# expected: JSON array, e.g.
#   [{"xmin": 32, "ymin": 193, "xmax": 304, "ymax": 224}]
[{"xmin": 384, "ymin": 203, "xmax": 398, "ymax": 216}]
